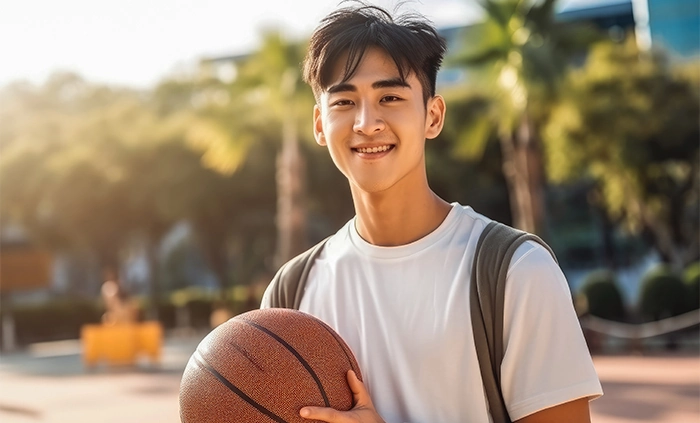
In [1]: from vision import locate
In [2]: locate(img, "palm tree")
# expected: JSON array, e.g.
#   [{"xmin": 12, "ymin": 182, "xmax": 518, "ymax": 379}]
[
  {"xmin": 450, "ymin": 0, "xmax": 599, "ymax": 235},
  {"xmin": 193, "ymin": 32, "xmax": 316, "ymax": 269},
  {"xmin": 236, "ymin": 32, "xmax": 317, "ymax": 268}
]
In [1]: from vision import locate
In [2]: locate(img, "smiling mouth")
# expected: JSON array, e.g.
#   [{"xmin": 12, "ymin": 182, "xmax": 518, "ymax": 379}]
[{"xmin": 353, "ymin": 145, "xmax": 395, "ymax": 154}]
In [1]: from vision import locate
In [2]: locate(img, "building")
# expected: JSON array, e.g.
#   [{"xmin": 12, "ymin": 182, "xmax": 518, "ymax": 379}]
[{"xmin": 645, "ymin": 0, "xmax": 700, "ymax": 58}]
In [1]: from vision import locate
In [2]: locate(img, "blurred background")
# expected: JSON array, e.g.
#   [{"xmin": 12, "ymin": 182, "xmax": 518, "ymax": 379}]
[{"xmin": 0, "ymin": 0, "xmax": 698, "ymax": 422}]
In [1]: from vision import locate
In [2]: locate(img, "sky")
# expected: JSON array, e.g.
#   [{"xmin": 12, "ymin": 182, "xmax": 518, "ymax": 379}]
[
  {"xmin": 0, "ymin": 0, "xmax": 481, "ymax": 89},
  {"xmin": 1, "ymin": 0, "xmax": 606, "ymax": 89}
]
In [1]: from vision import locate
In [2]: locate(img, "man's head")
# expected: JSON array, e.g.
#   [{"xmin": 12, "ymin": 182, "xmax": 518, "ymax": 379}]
[{"xmin": 302, "ymin": 2, "xmax": 447, "ymax": 104}]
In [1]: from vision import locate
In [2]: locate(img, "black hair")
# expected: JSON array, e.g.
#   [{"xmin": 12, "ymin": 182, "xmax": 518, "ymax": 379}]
[{"xmin": 302, "ymin": 1, "xmax": 447, "ymax": 103}]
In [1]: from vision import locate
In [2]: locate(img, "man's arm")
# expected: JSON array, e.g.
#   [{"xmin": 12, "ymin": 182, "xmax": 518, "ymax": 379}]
[
  {"xmin": 516, "ymin": 398, "xmax": 591, "ymax": 423},
  {"xmin": 501, "ymin": 242, "xmax": 603, "ymax": 421}
]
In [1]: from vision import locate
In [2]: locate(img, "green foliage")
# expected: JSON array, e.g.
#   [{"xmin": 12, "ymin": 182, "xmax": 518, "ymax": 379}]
[
  {"xmin": 449, "ymin": 0, "xmax": 600, "ymax": 130},
  {"xmin": 683, "ymin": 262, "xmax": 700, "ymax": 310},
  {"xmin": 169, "ymin": 286, "xmax": 213, "ymax": 308},
  {"xmin": 0, "ymin": 74, "xmax": 147, "ymax": 260},
  {"xmin": 440, "ymin": 88, "xmax": 496, "ymax": 161},
  {"xmin": 445, "ymin": 0, "xmax": 602, "ymax": 235},
  {"xmin": 0, "ymin": 67, "xmax": 282, "ymax": 296},
  {"xmin": 544, "ymin": 38, "xmax": 700, "ymax": 266},
  {"xmin": 639, "ymin": 265, "xmax": 691, "ymax": 321},
  {"xmin": 578, "ymin": 270, "xmax": 626, "ymax": 321}
]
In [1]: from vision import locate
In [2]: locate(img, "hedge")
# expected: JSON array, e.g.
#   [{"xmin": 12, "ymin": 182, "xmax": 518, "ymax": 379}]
[
  {"xmin": 0, "ymin": 286, "xmax": 263, "ymax": 348},
  {"xmin": 639, "ymin": 265, "xmax": 690, "ymax": 321},
  {"xmin": 578, "ymin": 269, "xmax": 626, "ymax": 321},
  {"xmin": 683, "ymin": 262, "xmax": 700, "ymax": 311}
]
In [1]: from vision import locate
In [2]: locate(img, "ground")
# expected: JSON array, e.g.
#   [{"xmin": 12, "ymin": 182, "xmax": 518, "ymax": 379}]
[{"xmin": 0, "ymin": 334, "xmax": 697, "ymax": 422}]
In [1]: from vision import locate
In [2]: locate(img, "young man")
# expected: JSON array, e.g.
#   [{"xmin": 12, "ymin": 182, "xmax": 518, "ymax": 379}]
[{"xmin": 261, "ymin": 3, "xmax": 603, "ymax": 422}]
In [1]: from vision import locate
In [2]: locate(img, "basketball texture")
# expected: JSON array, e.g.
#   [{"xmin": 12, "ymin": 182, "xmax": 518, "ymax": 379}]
[{"xmin": 179, "ymin": 308, "xmax": 363, "ymax": 423}]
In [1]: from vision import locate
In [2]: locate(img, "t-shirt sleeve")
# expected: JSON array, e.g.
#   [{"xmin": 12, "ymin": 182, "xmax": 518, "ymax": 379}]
[
  {"xmin": 259, "ymin": 284, "xmax": 272, "ymax": 309},
  {"xmin": 500, "ymin": 241, "xmax": 603, "ymax": 420}
]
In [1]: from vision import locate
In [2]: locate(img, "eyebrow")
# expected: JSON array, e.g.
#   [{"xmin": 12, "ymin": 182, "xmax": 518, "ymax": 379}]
[{"xmin": 326, "ymin": 77, "xmax": 410, "ymax": 94}]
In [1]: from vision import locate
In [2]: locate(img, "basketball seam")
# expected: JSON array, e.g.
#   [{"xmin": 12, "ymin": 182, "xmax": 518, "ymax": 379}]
[
  {"xmin": 238, "ymin": 318, "xmax": 331, "ymax": 408},
  {"xmin": 229, "ymin": 341, "xmax": 265, "ymax": 372},
  {"xmin": 314, "ymin": 319, "xmax": 361, "ymax": 378},
  {"xmin": 192, "ymin": 351, "xmax": 289, "ymax": 423}
]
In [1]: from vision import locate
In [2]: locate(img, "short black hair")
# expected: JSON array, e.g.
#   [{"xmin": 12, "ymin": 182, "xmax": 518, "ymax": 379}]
[{"xmin": 302, "ymin": 1, "xmax": 447, "ymax": 103}]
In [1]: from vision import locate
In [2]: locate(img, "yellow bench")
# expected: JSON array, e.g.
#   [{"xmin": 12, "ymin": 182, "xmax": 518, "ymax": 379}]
[{"xmin": 81, "ymin": 321, "xmax": 163, "ymax": 367}]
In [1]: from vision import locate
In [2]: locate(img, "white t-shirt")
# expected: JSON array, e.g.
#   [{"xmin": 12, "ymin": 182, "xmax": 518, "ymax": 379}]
[{"xmin": 262, "ymin": 203, "xmax": 602, "ymax": 423}]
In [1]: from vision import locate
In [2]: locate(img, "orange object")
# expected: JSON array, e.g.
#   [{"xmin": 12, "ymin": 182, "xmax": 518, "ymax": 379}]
[
  {"xmin": 137, "ymin": 321, "xmax": 163, "ymax": 362},
  {"xmin": 81, "ymin": 322, "xmax": 163, "ymax": 367},
  {"xmin": 0, "ymin": 248, "xmax": 52, "ymax": 292}
]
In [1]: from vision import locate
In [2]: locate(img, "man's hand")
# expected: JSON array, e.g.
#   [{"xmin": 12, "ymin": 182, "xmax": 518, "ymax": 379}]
[{"xmin": 300, "ymin": 370, "xmax": 386, "ymax": 423}]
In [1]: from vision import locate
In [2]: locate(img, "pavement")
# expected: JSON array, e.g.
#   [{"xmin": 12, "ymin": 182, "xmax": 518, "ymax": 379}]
[
  {"xmin": 0, "ymin": 333, "xmax": 698, "ymax": 423},
  {"xmin": 589, "ymin": 353, "xmax": 700, "ymax": 423}
]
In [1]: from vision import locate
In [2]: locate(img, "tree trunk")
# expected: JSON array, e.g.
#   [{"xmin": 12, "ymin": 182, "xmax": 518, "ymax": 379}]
[
  {"xmin": 499, "ymin": 115, "xmax": 547, "ymax": 236},
  {"xmin": 274, "ymin": 103, "xmax": 307, "ymax": 268}
]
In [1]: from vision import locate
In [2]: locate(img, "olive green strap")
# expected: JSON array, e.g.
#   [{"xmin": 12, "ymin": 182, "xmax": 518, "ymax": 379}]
[
  {"xmin": 267, "ymin": 236, "xmax": 330, "ymax": 309},
  {"xmin": 470, "ymin": 221, "xmax": 557, "ymax": 423}
]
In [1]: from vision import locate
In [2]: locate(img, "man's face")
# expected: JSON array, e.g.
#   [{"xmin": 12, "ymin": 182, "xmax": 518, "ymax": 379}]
[{"xmin": 313, "ymin": 47, "xmax": 445, "ymax": 194}]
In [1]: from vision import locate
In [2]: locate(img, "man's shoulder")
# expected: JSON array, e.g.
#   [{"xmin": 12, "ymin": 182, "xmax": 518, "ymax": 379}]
[
  {"xmin": 469, "ymin": 217, "xmax": 560, "ymax": 278},
  {"xmin": 262, "ymin": 235, "xmax": 333, "ymax": 309},
  {"xmin": 508, "ymin": 240, "xmax": 558, "ymax": 272},
  {"xmin": 277, "ymin": 236, "xmax": 332, "ymax": 278}
]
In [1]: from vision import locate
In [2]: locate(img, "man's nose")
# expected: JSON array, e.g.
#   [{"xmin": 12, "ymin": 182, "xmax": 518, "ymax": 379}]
[{"xmin": 353, "ymin": 103, "xmax": 385, "ymax": 135}]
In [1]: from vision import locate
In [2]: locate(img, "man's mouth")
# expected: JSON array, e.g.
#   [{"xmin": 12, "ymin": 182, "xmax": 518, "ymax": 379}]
[{"xmin": 353, "ymin": 145, "xmax": 395, "ymax": 154}]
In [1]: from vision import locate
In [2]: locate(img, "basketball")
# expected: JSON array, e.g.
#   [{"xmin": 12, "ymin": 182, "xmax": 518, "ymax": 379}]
[{"xmin": 179, "ymin": 308, "xmax": 363, "ymax": 423}]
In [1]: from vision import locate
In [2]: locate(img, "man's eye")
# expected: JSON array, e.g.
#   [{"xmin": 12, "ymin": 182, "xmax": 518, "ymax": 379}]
[
  {"xmin": 381, "ymin": 95, "xmax": 401, "ymax": 102},
  {"xmin": 332, "ymin": 100, "xmax": 353, "ymax": 107}
]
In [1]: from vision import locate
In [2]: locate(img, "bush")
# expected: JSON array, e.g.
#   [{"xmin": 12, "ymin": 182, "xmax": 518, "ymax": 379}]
[
  {"xmin": 186, "ymin": 299, "xmax": 217, "ymax": 329},
  {"xmin": 639, "ymin": 265, "xmax": 689, "ymax": 321},
  {"xmin": 684, "ymin": 262, "xmax": 700, "ymax": 311},
  {"xmin": 578, "ymin": 270, "xmax": 626, "ymax": 321},
  {"xmin": 155, "ymin": 300, "xmax": 177, "ymax": 329},
  {"xmin": 4, "ymin": 299, "xmax": 104, "ymax": 346}
]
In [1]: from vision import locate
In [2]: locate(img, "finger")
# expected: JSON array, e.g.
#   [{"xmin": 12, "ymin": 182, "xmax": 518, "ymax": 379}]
[
  {"xmin": 299, "ymin": 406, "xmax": 343, "ymax": 422},
  {"xmin": 346, "ymin": 370, "xmax": 372, "ymax": 408},
  {"xmin": 347, "ymin": 370, "xmax": 362, "ymax": 393}
]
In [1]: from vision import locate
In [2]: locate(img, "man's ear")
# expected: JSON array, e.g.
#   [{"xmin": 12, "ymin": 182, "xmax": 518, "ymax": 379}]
[
  {"xmin": 425, "ymin": 95, "xmax": 446, "ymax": 140},
  {"xmin": 313, "ymin": 105, "xmax": 326, "ymax": 146}
]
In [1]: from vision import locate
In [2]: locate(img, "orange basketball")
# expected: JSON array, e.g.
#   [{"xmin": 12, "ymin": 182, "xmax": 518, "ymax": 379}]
[{"xmin": 179, "ymin": 308, "xmax": 363, "ymax": 423}]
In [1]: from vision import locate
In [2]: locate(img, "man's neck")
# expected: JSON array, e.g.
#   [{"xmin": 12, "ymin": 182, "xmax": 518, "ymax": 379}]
[{"xmin": 350, "ymin": 179, "xmax": 452, "ymax": 247}]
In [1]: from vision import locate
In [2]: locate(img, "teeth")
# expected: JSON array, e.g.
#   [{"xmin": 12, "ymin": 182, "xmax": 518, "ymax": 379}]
[{"xmin": 357, "ymin": 145, "xmax": 392, "ymax": 153}]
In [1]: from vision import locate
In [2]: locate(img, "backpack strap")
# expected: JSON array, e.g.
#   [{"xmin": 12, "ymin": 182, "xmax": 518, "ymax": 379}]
[
  {"xmin": 266, "ymin": 236, "xmax": 330, "ymax": 309},
  {"xmin": 470, "ymin": 221, "xmax": 557, "ymax": 423}
]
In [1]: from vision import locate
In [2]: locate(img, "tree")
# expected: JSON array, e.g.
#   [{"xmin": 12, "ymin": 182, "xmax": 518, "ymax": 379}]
[
  {"xmin": 152, "ymin": 55, "xmax": 287, "ymax": 293},
  {"xmin": 0, "ymin": 74, "xmax": 141, "ymax": 282},
  {"xmin": 435, "ymin": 87, "xmax": 513, "ymax": 224},
  {"xmin": 226, "ymin": 31, "xmax": 317, "ymax": 268},
  {"xmin": 0, "ymin": 73, "xmax": 245, "ymax": 306},
  {"xmin": 449, "ymin": 0, "xmax": 599, "ymax": 235},
  {"xmin": 544, "ymin": 38, "xmax": 700, "ymax": 271}
]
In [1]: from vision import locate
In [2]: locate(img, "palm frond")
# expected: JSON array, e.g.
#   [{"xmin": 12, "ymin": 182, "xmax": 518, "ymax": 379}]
[
  {"xmin": 452, "ymin": 47, "xmax": 507, "ymax": 67},
  {"xmin": 525, "ymin": 0, "xmax": 557, "ymax": 30},
  {"xmin": 476, "ymin": 0, "xmax": 518, "ymax": 28}
]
